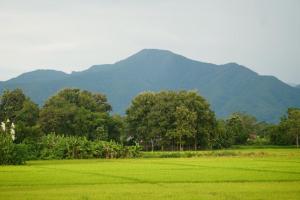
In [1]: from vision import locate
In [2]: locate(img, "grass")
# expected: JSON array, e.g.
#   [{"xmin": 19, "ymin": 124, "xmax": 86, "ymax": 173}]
[
  {"xmin": 1, "ymin": 148, "xmax": 300, "ymax": 200},
  {"xmin": 141, "ymin": 146, "xmax": 299, "ymax": 158}
]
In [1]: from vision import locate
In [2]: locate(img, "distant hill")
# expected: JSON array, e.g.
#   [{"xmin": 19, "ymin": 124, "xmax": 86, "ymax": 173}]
[{"xmin": 1, "ymin": 49, "xmax": 300, "ymax": 123}]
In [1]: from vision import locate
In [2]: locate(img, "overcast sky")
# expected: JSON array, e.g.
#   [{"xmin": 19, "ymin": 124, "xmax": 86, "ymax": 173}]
[{"xmin": 0, "ymin": 0, "xmax": 299, "ymax": 84}]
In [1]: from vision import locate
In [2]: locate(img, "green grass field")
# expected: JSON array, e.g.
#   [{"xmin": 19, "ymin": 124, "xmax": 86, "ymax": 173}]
[{"xmin": 1, "ymin": 148, "xmax": 300, "ymax": 200}]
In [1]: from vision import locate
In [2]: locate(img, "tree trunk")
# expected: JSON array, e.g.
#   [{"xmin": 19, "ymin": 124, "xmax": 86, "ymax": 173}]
[
  {"xmin": 194, "ymin": 135, "xmax": 197, "ymax": 151},
  {"xmin": 150, "ymin": 139, "xmax": 154, "ymax": 152},
  {"xmin": 297, "ymin": 134, "xmax": 299, "ymax": 148},
  {"xmin": 179, "ymin": 136, "xmax": 182, "ymax": 151},
  {"xmin": 145, "ymin": 142, "xmax": 148, "ymax": 151},
  {"xmin": 171, "ymin": 140, "xmax": 174, "ymax": 151}
]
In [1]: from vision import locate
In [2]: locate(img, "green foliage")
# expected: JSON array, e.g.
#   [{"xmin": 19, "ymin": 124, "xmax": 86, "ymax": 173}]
[
  {"xmin": 0, "ymin": 126, "xmax": 27, "ymax": 165},
  {"xmin": 1, "ymin": 87, "xmax": 299, "ymax": 166},
  {"xmin": 15, "ymin": 100, "xmax": 40, "ymax": 126},
  {"xmin": 0, "ymin": 89, "xmax": 26, "ymax": 122},
  {"xmin": 14, "ymin": 124, "xmax": 42, "ymax": 144},
  {"xmin": 0, "ymin": 89, "xmax": 39, "ymax": 125},
  {"xmin": 0, "ymin": 89, "xmax": 40, "ymax": 146},
  {"xmin": 167, "ymin": 106, "xmax": 197, "ymax": 150},
  {"xmin": 10, "ymin": 144, "xmax": 28, "ymax": 165},
  {"xmin": 225, "ymin": 112, "xmax": 258, "ymax": 145},
  {"xmin": 107, "ymin": 115, "xmax": 126, "ymax": 143},
  {"xmin": 95, "ymin": 126, "xmax": 108, "ymax": 141},
  {"xmin": 213, "ymin": 120, "xmax": 233, "ymax": 149},
  {"xmin": 126, "ymin": 90, "xmax": 216, "ymax": 150},
  {"xmin": 39, "ymin": 89, "xmax": 112, "ymax": 139},
  {"xmin": 38, "ymin": 134, "xmax": 141, "ymax": 160},
  {"xmin": 270, "ymin": 108, "xmax": 300, "ymax": 146},
  {"xmin": 0, "ymin": 129, "xmax": 14, "ymax": 164}
]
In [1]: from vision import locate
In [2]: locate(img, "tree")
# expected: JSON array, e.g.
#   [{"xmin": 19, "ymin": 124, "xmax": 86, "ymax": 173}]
[
  {"xmin": 214, "ymin": 119, "xmax": 233, "ymax": 149},
  {"xmin": 39, "ymin": 89, "xmax": 112, "ymax": 139},
  {"xmin": 126, "ymin": 90, "xmax": 216, "ymax": 151},
  {"xmin": 0, "ymin": 89, "xmax": 40, "ymax": 143},
  {"xmin": 0, "ymin": 89, "xmax": 39, "ymax": 125},
  {"xmin": 280, "ymin": 108, "xmax": 300, "ymax": 148},
  {"xmin": 0, "ymin": 89, "xmax": 26, "ymax": 122},
  {"xmin": 126, "ymin": 92, "xmax": 156, "ymax": 151},
  {"xmin": 15, "ymin": 100, "xmax": 40, "ymax": 127},
  {"xmin": 167, "ymin": 106, "xmax": 197, "ymax": 151},
  {"xmin": 176, "ymin": 90, "xmax": 216, "ymax": 149},
  {"xmin": 225, "ymin": 112, "xmax": 257, "ymax": 145},
  {"xmin": 107, "ymin": 115, "xmax": 125, "ymax": 143}
]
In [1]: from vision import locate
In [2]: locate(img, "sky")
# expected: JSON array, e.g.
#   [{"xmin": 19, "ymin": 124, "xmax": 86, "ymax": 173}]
[{"xmin": 0, "ymin": 0, "xmax": 299, "ymax": 84}]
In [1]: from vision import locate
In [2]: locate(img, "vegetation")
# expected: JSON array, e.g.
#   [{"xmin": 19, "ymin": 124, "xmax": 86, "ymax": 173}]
[
  {"xmin": 27, "ymin": 134, "xmax": 141, "ymax": 160},
  {"xmin": 0, "ymin": 148, "xmax": 300, "ymax": 200},
  {"xmin": 0, "ymin": 89, "xmax": 139, "ymax": 165},
  {"xmin": 39, "ymin": 88, "xmax": 112, "ymax": 139},
  {"xmin": 269, "ymin": 108, "xmax": 300, "ymax": 147},
  {"xmin": 1, "ymin": 87, "xmax": 300, "ymax": 199},
  {"xmin": 126, "ymin": 91, "xmax": 216, "ymax": 151},
  {"xmin": 0, "ymin": 88, "xmax": 300, "ymax": 165}
]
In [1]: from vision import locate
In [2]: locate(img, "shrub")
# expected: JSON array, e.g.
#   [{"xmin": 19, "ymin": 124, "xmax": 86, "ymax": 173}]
[
  {"xmin": 0, "ymin": 130, "xmax": 28, "ymax": 165},
  {"xmin": 38, "ymin": 134, "xmax": 141, "ymax": 160},
  {"xmin": 10, "ymin": 144, "xmax": 28, "ymax": 165}
]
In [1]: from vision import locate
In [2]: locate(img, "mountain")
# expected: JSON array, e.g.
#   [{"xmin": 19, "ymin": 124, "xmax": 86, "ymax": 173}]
[
  {"xmin": 1, "ymin": 49, "xmax": 300, "ymax": 123},
  {"xmin": 296, "ymin": 85, "xmax": 300, "ymax": 89},
  {"xmin": 6, "ymin": 69, "xmax": 69, "ymax": 84}
]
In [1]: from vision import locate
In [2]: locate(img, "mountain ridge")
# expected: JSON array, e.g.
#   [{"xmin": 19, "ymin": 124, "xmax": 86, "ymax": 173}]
[{"xmin": 1, "ymin": 49, "xmax": 299, "ymax": 123}]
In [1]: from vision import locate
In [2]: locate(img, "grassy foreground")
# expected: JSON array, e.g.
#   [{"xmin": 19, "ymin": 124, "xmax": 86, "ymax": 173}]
[{"xmin": 1, "ymin": 148, "xmax": 300, "ymax": 200}]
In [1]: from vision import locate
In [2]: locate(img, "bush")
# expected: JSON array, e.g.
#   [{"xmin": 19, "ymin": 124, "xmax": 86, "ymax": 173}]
[
  {"xmin": 38, "ymin": 134, "xmax": 141, "ymax": 160},
  {"xmin": 0, "ymin": 131, "xmax": 28, "ymax": 165},
  {"xmin": 1, "ymin": 132, "xmax": 141, "ymax": 164},
  {"xmin": 10, "ymin": 144, "xmax": 28, "ymax": 165}
]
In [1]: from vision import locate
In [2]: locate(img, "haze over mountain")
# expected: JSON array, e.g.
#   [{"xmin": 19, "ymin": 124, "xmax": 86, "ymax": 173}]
[{"xmin": 1, "ymin": 49, "xmax": 300, "ymax": 123}]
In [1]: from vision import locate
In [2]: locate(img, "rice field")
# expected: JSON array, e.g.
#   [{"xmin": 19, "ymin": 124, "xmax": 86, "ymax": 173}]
[{"xmin": 1, "ymin": 148, "xmax": 300, "ymax": 200}]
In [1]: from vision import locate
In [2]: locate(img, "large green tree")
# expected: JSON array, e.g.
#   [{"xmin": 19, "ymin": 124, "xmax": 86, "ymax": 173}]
[
  {"xmin": 39, "ymin": 89, "xmax": 112, "ymax": 139},
  {"xmin": 126, "ymin": 90, "xmax": 216, "ymax": 150},
  {"xmin": 126, "ymin": 92, "xmax": 157, "ymax": 150}
]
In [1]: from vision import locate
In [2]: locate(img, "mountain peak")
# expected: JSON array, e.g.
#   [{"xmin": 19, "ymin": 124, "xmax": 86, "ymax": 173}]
[
  {"xmin": 115, "ymin": 49, "xmax": 192, "ymax": 66},
  {"xmin": 136, "ymin": 48, "xmax": 176, "ymax": 55}
]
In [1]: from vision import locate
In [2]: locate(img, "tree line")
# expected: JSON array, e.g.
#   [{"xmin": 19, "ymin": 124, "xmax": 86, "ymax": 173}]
[
  {"xmin": 0, "ymin": 88, "xmax": 299, "ymax": 164},
  {"xmin": 126, "ymin": 90, "xmax": 300, "ymax": 150}
]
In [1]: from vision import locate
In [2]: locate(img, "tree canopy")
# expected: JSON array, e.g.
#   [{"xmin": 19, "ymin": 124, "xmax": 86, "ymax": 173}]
[
  {"xmin": 39, "ymin": 88, "xmax": 112, "ymax": 140},
  {"xmin": 126, "ymin": 90, "xmax": 216, "ymax": 150},
  {"xmin": 0, "ymin": 89, "xmax": 39, "ymax": 126}
]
